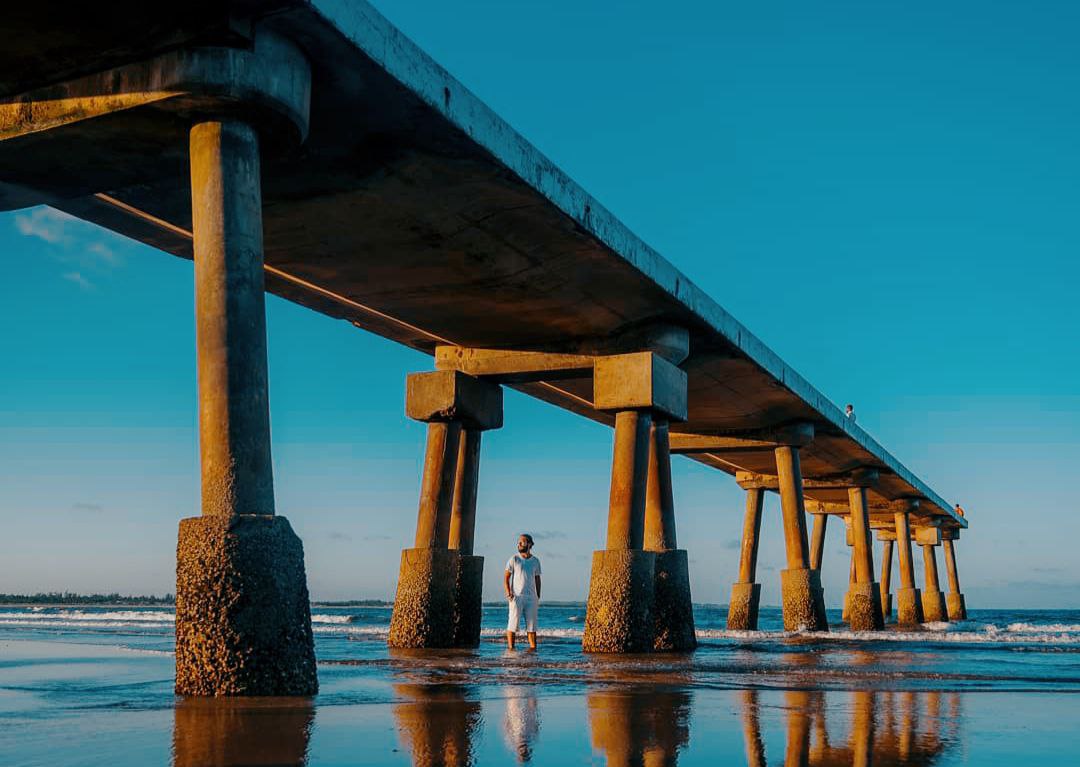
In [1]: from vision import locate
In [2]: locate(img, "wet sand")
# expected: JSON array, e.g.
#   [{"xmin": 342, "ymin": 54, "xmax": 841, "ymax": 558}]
[{"xmin": 2, "ymin": 638, "xmax": 1079, "ymax": 766}]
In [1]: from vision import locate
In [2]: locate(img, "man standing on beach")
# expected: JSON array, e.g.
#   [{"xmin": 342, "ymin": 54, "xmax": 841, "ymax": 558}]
[{"xmin": 505, "ymin": 534, "xmax": 542, "ymax": 650}]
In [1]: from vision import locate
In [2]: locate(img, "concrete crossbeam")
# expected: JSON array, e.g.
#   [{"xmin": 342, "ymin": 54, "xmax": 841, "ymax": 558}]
[{"xmin": 405, "ymin": 370, "xmax": 504, "ymax": 431}]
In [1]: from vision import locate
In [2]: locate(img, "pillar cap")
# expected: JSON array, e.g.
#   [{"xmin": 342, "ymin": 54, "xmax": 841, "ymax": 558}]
[
  {"xmin": 406, "ymin": 370, "xmax": 503, "ymax": 430},
  {"xmin": 593, "ymin": 352, "xmax": 687, "ymax": 421}
]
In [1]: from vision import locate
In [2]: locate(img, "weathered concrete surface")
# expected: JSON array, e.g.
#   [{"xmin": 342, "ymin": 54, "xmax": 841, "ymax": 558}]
[
  {"xmin": 921, "ymin": 590, "xmax": 948, "ymax": 623},
  {"xmin": 0, "ymin": 2, "xmax": 963, "ymax": 536},
  {"xmin": 946, "ymin": 592, "xmax": 968, "ymax": 622},
  {"xmin": 896, "ymin": 586, "xmax": 924, "ymax": 625},
  {"xmin": 175, "ymin": 515, "xmax": 317, "ymax": 696},
  {"xmin": 846, "ymin": 582, "xmax": 885, "ymax": 631},
  {"xmin": 387, "ymin": 548, "xmax": 460, "ymax": 648},
  {"xmin": 651, "ymin": 549, "xmax": 696, "ymax": 651},
  {"xmin": 452, "ymin": 553, "xmax": 484, "ymax": 647},
  {"xmin": 191, "ymin": 120, "xmax": 276, "ymax": 519},
  {"xmin": 582, "ymin": 550, "xmax": 656, "ymax": 653},
  {"xmin": 727, "ymin": 581, "xmax": 761, "ymax": 631},
  {"xmin": 779, "ymin": 568, "xmax": 828, "ymax": 632}
]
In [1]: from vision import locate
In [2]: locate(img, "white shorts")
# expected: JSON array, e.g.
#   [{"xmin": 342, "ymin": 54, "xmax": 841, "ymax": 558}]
[{"xmin": 507, "ymin": 596, "xmax": 539, "ymax": 633}]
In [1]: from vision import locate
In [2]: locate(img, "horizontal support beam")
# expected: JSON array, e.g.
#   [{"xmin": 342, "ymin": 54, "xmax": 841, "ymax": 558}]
[
  {"xmin": 736, "ymin": 467, "xmax": 879, "ymax": 491},
  {"xmin": 435, "ymin": 346, "xmax": 595, "ymax": 383},
  {"xmin": 669, "ymin": 422, "xmax": 814, "ymax": 453}
]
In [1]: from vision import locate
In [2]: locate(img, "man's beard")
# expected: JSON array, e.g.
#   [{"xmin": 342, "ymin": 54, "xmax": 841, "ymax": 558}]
[{"xmin": 518, "ymin": 546, "xmax": 528, "ymax": 553}]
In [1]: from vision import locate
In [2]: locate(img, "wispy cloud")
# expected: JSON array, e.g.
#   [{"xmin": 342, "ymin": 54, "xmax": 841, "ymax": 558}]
[
  {"xmin": 361, "ymin": 534, "xmax": 393, "ymax": 542},
  {"xmin": 62, "ymin": 271, "xmax": 94, "ymax": 291},
  {"xmin": 72, "ymin": 502, "xmax": 104, "ymax": 513},
  {"xmin": 724, "ymin": 539, "xmax": 741, "ymax": 550},
  {"xmin": 531, "ymin": 530, "xmax": 568, "ymax": 541},
  {"xmin": 328, "ymin": 531, "xmax": 353, "ymax": 542},
  {"xmin": 14, "ymin": 206, "xmax": 123, "ymax": 285}
]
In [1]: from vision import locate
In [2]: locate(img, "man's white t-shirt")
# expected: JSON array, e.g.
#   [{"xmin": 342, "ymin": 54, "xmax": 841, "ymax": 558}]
[{"xmin": 505, "ymin": 554, "xmax": 542, "ymax": 599}]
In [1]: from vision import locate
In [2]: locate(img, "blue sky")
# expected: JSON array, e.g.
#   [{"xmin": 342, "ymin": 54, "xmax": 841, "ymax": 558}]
[{"xmin": 1, "ymin": 0, "xmax": 1078, "ymax": 607}]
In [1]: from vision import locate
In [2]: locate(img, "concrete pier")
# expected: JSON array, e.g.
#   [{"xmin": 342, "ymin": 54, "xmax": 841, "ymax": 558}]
[
  {"xmin": 727, "ymin": 488, "xmax": 765, "ymax": 630},
  {"xmin": 774, "ymin": 446, "xmax": 829, "ymax": 631},
  {"xmin": 175, "ymin": 120, "xmax": 317, "ymax": 697},
  {"xmin": 583, "ymin": 409, "xmax": 658, "ymax": 652},
  {"xmin": 845, "ymin": 486, "xmax": 884, "ymax": 630},
  {"xmin": 584, "ymin": 352, "xmax": 687, "ymax": 653},
  {"xmin": 942, "ymin": 536, "xmax": 968, "ymax": 621},
  {"xmin": 919, "ymin": 536, "xmax": 949, "ymax": 623},
  {"xmin": 894, "ymin": 506, "xmax": 924, "ymax": 625},
  {"xmin": 644, "ymin": 420, "xmax": 696, "ymax": 651},
  {"xmin": 389, "ymin": 371, "xmax": 502, "ymax": 648},
  {"xmin": 880, "ymin": 538, "xmax": 894, "ymax": 624}
]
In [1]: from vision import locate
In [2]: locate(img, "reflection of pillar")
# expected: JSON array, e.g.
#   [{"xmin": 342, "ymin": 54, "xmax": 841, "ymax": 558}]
[
  {"xmin": 775, "ymin": 446, "xmax": 828, "ymax": 631},
  {"xmin": 850, "ymin": 691, "xmax": 875, "ymax": 767},
  {"xmin": 176, "ymin": 118, "xmax": 317, "ymax": 696},
  {"xmin": 394, "ymin": 683, "xmax": 481, "ymax": 767},
  {"xmin": 880, "ymin": 539, "xmax": 894, "ymax": 624},
  {"xmin": 727, "ymin": 488, "xmax": 764, "ymax": 630},
  {"xmin": 588, "ymin": 689, "xmax": 691, "ymax": 767},
  {"xmin": 845, "ymin": 487, "xmax": 884, "ymax": 630},
  {"xmin": 740, "ymin": 690, "xmax": 767, "ymax": 767},
  {"xmin": 920, "ymin": 543, "xmax": 948, "ymax": 622},
  {"xmin": 783, "ymin": 690, "xmax": 811, "ymax": 767},
  {"xmin": 645, "ymin": 420, "xmax": 696, "ymax": 651},
  {"xmin": 894, "ymin": 508, "xmax": 923, "ymax": 625},
  {"xmin": 389, "ymin": 371, "xmax": 502, "ymax": 648},
  {"xmin": 942, "ymin": 538, "xmax": 968, "ymax": 621},
  {"xmin": 172, "ymin": 697, "xmax": 315, "ymax": 767},
  {"xmin": 898, "ymin": 691, "xmax": 916, "ymax": 761}
]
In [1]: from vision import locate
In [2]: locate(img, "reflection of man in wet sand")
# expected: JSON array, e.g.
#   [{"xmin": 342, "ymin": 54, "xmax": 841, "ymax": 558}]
[
  {"xmin": 505, "ymin": 534, "xmax": 542, "ymax": 650},
  {"xmin": 502, "ymin": 686, "xmax": 541, "ymax": 763}
]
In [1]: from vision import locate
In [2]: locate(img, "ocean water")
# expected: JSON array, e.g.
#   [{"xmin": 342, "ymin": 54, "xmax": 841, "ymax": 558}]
[{"xmin": 2, "ymin": 603, "xmax": 1079, "ymax": 765}]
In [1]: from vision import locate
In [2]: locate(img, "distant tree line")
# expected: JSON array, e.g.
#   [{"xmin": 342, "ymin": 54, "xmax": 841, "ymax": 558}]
[{"xmin": 0, "ymin": 592, "xmax": 175, "ymax": 605}]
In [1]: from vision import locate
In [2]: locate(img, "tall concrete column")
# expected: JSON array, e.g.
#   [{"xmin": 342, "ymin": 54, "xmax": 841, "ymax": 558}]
[
  {"xmin": 390, "ymin": 370, "xmax": 502, "ymax": 648},
  {"xmin": 942, "ymin": 538, "xmax": 968, "ymax": 620},
  {"xmin": 920, "ymin": 542, "xmax": 948, "ymax": 622},
  {"xmin": 727, "ymin": 488, "xmax": 765, "ymax": 630},
  {"xmin": 448, "ymin": 429, "xmax": 482, "ymax": 554},
  {"xmin": 643, "ymin": 420, "xmax": 696, "ymax": 651},
  {"xmin": 774, "ymin": 446, "xmax": 828, "ymax": 631},
  {"xmin": 175, "ymin": 120, "xmax": 317, "ymax": 697},
  {"xmin": 845, "ymin": 486, "xmax": 884, "ymax": 630},
  {"xmin": 893, "ymin": 508, "xmax": 923, "ymax": 625},
  {"xmin": 809, "ymin": 513, "xmax": 828, "ymax": 571},
  {"xmin": 584, "ymin": 409, "xmax": 657, "ymax": 652},
  {"xmin": 880, "ymin": 539, "xmax": 894, "ymax": 624},
  {"xmin": 842, "ymin": 544, "xmax": 855, "ymax": 622}
]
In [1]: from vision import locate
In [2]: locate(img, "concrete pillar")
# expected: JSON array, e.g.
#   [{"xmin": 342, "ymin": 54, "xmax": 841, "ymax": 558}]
[
  {"xmin": 413, "ymin": 422, "xmax": 463, "ymax": 549},
  {"xmin": 644, "ymin": 420, "xmax": 696, "ymax": 651},
  {"xmin": 449, "ymin": 428, "xmax": 485, "ymax": 646},
  {"xmin": 584, "ymin": 410, "xmax": 657, "ymax": 652},
  {"xmin": 727, "ymin": 488, "xmax": 764, "ymax": 630},
  {"xmin": 920, "ymin": 543, "xmax": 948, "ymax": 622},
  {"xmin": 774, "ymin": 446, "xmax": 828, "ymax": 631},
  {"xmin": 175, "ymin": 120, "xmax": 317, "ymax": 697},
  {"xmin": 942, "ymin": 538, "xmax": 968, "ymax": 621},
  {"xmin": 842, "ymin": 544, "xmax": 855, "ymax": 622},
  {"xmin": 390, "ymin": 370, "xmax": 502, "ymax": 649},
  {"xmin": 894, "ymin": 509, "xmax": 923, "ymax": 625},
  {"xmin": 880, "ymin": 539, "xmax": 894, "ymax": 624},
  {"xmin": 845, "ymin": 487, "xmax": 884, "ymax": 630},
  {"xmin": 809, "ymin": 513, "xmax": 828, "ymax": 571}
]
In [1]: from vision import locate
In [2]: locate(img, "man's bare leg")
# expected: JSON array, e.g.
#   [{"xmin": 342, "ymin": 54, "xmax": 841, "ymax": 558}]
[
  {"xmin": 527, "ymin": 631, "xmax": 537, "ymax": 650},
  {"xmin": 506, "ymin": 630, "xmax": 516, "ymax": 650}
]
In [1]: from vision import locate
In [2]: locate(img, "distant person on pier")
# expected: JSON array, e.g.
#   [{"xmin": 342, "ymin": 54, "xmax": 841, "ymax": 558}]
[
  {"xmin": 845, "ymin": 404, "xmax": 856, "ymax": 423},
  {"xmin": 505, "ymin": 533, "xmax": 542, "ymax": 650},
  {"xmin": 955, "ymin": 503, "xmax": 966, "ymax": 518}
]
